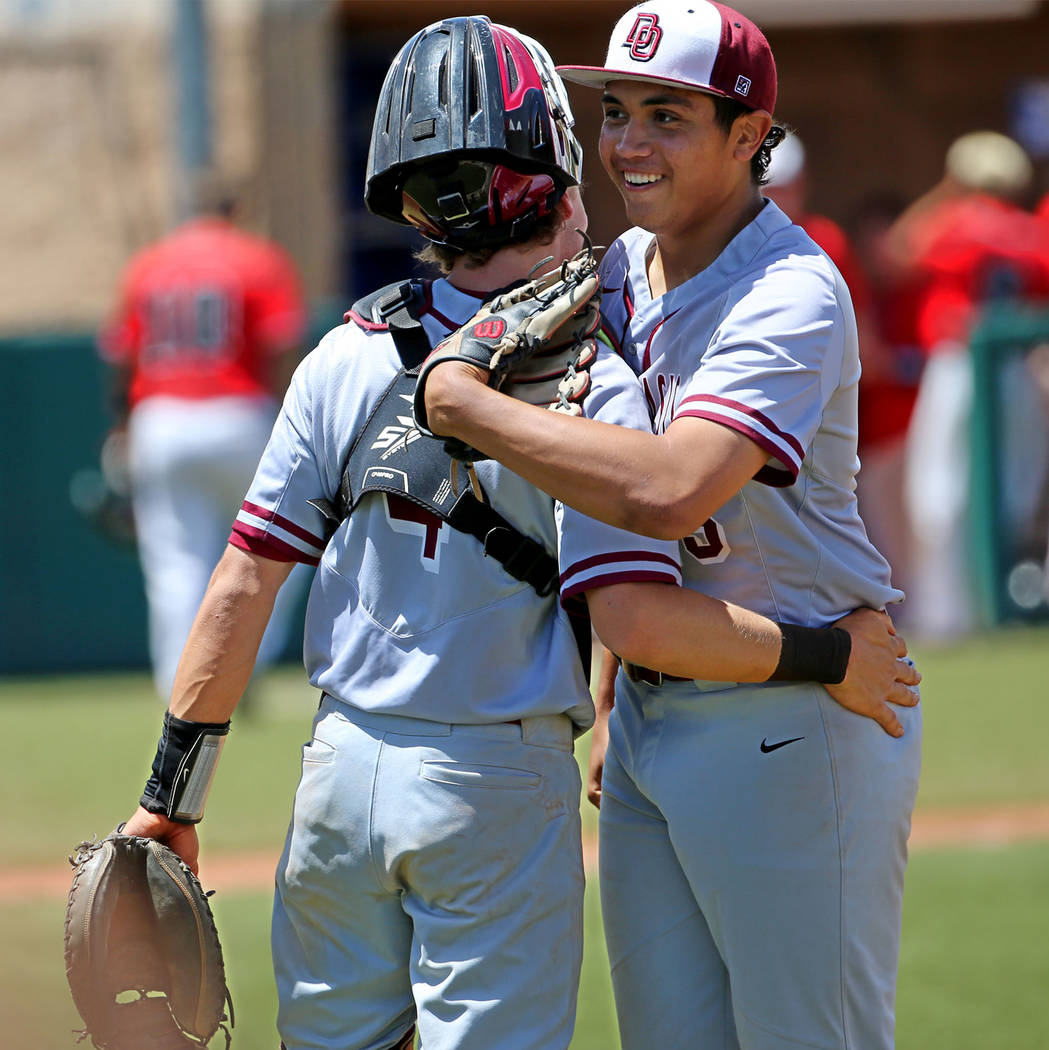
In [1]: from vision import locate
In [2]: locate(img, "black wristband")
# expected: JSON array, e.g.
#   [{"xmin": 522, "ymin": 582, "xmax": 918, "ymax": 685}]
[
  {"xmin": 769, "ymin": 623, "xmax": 852, "ymax": 684},
  {"xmin": 141, "ymin": 712, "xmax": 231, "ymax": 824}
]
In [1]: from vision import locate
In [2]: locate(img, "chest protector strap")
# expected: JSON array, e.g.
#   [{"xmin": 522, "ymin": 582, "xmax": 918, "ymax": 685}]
[{"xmin": 314, "ymin": 280, "xmax": 559, "ymax": 599}]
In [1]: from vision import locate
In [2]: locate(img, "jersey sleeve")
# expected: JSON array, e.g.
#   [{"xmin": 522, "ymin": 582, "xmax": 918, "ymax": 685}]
[
  {"xmin": 228, "ymin": 331, "xmax": 341, "ymax": 565},
  {"xmin": 674, "ymin": 253, "xmax": 849, "ymax": 486},
  {"xmin": 557, "ymin": 346, "xmax": 681, "ymax": 603}
]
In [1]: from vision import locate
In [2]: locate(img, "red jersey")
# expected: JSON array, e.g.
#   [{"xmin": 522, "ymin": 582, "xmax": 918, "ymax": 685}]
[
  {"xmin": 798, "ymin": 213, "xmax": 915, "ymax": 449},
  {"xmin": 906, "ymin": 194, "xmax": 1049, "ymax": 354},
  {"xmin": 100, "ymin": 218, "xmax": 307, "ymax": 406}
]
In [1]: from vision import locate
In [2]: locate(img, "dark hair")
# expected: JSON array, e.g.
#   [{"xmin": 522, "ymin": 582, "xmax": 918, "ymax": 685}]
[
  {"xmin": 414, "ymin": 206, "xmax": 565, "ymax": 275},
  {"xmin": 710, "ymin": 96, "xmax": 787, "ymax": 186}
]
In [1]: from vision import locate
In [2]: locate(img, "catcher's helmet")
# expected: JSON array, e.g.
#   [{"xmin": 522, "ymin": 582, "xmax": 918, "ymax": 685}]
[{"xmin": 365, "ymin": 16, "xmax": 583, "ymax": 251}]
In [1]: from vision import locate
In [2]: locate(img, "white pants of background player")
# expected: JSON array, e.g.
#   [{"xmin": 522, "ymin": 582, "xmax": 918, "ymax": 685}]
[
  {"xmin": 272, "ymin": 695, "xmax": 584, "ymax": 1050},
  {"xmin": 128, "ymin": 395, "xmax": 307, "ymax": 698},
  {"xmin": 600, "ymin": 675, "xmax": 922, "ymax": 1050}
]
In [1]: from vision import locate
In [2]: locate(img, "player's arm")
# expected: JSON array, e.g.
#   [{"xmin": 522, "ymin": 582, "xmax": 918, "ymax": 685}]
[
  {"xmin": 168, "ymin": 544, "xmax": 294, "ymax": 722},
  {"xmin": 123, "ymin": 545, "xmax": 294, "ymax": 870},
  {"xmin": 587, "ymin": 647, "xmax": 619, "ymax": 808},
  {"xmin": 425, "ymin": 364, "xmax": 762, "ymax": 539},
  {"xmin": 586, "ymin": 582, "xmax": 919, "ymax": 737}
]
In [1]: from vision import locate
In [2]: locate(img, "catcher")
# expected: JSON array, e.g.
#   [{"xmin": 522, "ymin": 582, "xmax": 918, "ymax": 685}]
[{"xmin": 96, "ymin": 17, "xmax": 910, "ymax": 1050}]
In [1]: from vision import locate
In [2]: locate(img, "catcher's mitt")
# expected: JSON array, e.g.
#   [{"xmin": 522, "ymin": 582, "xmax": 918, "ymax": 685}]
[
  {"xmin": 412, "ymin": 244, "xmax": 601, "ymax": 458},
  {"xmin": 64, "ymin": 830, "xmax": 233, "ymax": 1049}
]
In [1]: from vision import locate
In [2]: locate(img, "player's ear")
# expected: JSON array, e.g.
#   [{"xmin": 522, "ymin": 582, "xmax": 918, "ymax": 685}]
[
  {"xmin": 733, "ymin": 110, "xmax": 773, "ymax": 163},
  {"xmin": 554, "ymin": 186, "xmax": 589, "ymax": 237}
]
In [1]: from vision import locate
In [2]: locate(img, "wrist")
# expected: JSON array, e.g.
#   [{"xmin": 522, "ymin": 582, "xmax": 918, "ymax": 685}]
[
  {"xmin": 141, "ymin": 712, "xmax": 230, "ymax": 825},
  {"xmin": 421, "ymin": 361, "xmax": 488, "ymax": 438},
  {"xmin": 768, "ymin": 623, "xmax": 852, "ymax": 684}
]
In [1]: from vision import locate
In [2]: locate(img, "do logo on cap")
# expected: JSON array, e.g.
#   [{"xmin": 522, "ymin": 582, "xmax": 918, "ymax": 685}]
[{"xmin": 625, "ymin": 13, "xmax": 663, "ymax": 61}]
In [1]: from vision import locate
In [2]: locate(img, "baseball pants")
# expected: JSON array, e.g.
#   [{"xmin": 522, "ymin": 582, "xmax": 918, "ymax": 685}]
[
  {"xmin": 128, "ymin": 394, "xmax": 304, "ymax": 698},
  {"xmin": 599, "ymin": 676, "xmax": 922, "ymax": 1050},
  {"xmin": 272, "ymin": 695, "xmax": 584, "ymax": 1050}
]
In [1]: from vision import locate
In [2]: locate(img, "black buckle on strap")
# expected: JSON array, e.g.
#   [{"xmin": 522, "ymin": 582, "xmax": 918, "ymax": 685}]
[{"xmin": 482, "ymin": 526, "xmax": 558, "ymax": 597}]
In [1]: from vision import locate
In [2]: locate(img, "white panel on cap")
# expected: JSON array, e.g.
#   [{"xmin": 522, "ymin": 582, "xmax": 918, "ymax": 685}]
[{"xmin": 604, "ymin": 0, "xmax": 722, "ymax": 89}]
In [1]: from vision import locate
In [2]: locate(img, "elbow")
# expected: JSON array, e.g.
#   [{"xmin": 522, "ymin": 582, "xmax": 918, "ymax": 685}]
[{"xmin": 618, "ymin": 490, "xmax": 702, "ymax": 542}]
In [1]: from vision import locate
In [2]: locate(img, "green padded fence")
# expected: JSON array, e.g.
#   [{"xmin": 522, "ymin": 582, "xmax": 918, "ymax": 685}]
[
  {"xmin": 968, "ymin": 305, "xmax": 1049, "ymax": 627},
  {"xmin": 0, "ymin": 308, "xmax": 343, "ymax": 674}
]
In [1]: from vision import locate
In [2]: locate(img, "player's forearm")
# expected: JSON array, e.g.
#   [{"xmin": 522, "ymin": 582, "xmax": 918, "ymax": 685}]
[
  {"xmin": 168, "ymin": 545, "xmax": 291, "ymax": 722},
  {"xmin": 587, "ymin": 582, "xmax": 781, "ymax": 682},
  {"xmin": 426, "ymin": 367, "xmax": 692, "ymax": 539}
]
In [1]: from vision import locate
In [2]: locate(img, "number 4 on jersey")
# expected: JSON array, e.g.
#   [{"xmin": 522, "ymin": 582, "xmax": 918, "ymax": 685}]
[{"xmin": 384, "ymin": 494, "xmax": 448, "ymax": 571}]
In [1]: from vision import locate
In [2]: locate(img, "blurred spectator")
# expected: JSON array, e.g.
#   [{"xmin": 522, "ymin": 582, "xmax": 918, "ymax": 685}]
[
  {"xmin": 763, "ymin": 132, "xmax": 871, "ymax": 308},
  {"xmin": 764, "ymin": 134, "xmax": 917, "ymax": 603},
  {"xmin": 99, "ymin": 171, "xmax": 310, "ymax": 699},
  {"xmin": 888, "ymin": 131, "xmax": 1049, "ymax": 638},
  {"xmin": 846, "ymin": 194, "xmax": 926, "ymax": 617}
]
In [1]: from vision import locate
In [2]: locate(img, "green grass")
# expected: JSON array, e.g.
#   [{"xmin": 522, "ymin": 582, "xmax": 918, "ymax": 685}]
[
  {"xmin": 2, "ymin": 623, "xmax": 1047, "ymax": 1047},
  {"xmin": 0, "ymin": 667, "xmax": 316, "ymax": 866},
  {"xmin": 896, "ymin": 842, "xmax": 1049, "ymax": 1049},
  {"xmin": 907, "ymin": 625, "xmax": 1049, "ymax": 808}
]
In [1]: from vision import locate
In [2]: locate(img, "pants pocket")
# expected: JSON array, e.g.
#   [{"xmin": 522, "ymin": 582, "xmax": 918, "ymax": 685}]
[
  {"xmin": 419, "ymin": 761, "xmax": 540, "ymax": 790},
  {"xmin": 302, "ymin": 736, "xmax": 337, "ymax": 765}
]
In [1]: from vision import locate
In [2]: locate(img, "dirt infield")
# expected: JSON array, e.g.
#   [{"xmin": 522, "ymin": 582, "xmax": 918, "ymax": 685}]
[{"xmin": 10, "ymin": 802, "xmax": 1049, "ymax": 902}]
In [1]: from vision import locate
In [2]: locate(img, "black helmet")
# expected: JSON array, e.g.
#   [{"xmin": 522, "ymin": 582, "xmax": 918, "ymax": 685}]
[{"xmin": 365, "ymin": 16, "xmax": 584, "ymax": 251}]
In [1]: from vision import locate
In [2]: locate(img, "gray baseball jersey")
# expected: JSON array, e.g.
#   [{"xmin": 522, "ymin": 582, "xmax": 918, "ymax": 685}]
[
  {"xmin": 228, "ymin": 276, "xmax": 681, "ymax": 730},
  {"xmin": 598, "ymin": 199, "xmax": 902, "ymax": 628}
]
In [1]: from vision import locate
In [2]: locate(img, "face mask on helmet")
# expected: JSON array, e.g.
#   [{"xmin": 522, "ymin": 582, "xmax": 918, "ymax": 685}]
[
  {"xmin": 399, "ymin": 160, "xmax": 560, "ymax": 251},
  {"xmin": 365, "ymin": 16, "xmax": 583, "ymax": 250}
]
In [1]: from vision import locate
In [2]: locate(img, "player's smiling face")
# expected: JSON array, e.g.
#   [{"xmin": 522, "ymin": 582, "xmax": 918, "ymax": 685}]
[{"xmin": 598, "ymin": 80, "xmax": 749, "ymax": 241}]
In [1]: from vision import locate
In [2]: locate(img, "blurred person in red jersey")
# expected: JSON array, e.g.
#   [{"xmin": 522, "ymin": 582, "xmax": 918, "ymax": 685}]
[
  {"xmin": 888, "ymin": 131, "xmax": 1049, "ymax": 639},
  {"xmin": 99, "ymin": 171, "xmax": 310, "ymax": 699},
  {"xmin": 764, "ymin": 135, "xmax": 918, "ymax": 606},
  {"xmin": 846, "ymin": 193, "xmax": 927, "ymax": 620}
]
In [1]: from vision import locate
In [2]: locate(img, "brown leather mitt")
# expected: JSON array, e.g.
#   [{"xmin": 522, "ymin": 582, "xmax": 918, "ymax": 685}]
[{"xmin": 64, "ymin": 830, "xmax": 233, "ymax": 1049}]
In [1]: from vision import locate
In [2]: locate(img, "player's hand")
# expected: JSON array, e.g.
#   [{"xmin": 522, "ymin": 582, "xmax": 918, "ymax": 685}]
[
  {"xmin": 122, "ymin": 805, "xmax": 201, "ymax": 875},
  {"xmin": 825, "ymin": 608, "xmax": 920, "ymax": 737},
  {"xmin": 587, "ymin": 709, "xmax": 610, "ymax": 809}
]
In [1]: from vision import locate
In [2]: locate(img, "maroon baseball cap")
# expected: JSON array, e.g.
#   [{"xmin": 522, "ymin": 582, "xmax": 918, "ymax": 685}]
[{"xmin": 557, "ymin": 0, "xmax": 777, "ymax": 114}]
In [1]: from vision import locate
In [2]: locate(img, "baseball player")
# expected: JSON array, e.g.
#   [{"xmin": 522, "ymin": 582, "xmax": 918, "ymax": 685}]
[
  {"xmin": 419, "ymin": 3, "xmax": 923, "ymax": 1048},
  {"xmin": 115, "ymin": 15, "xmax": 917, "ymax": 1050},
  {"xmin": 99, "ymin": 173, "xmax": 308, "ymax": 699}
]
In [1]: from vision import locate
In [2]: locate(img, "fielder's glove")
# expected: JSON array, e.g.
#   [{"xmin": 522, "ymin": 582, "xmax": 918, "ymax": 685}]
[
  {"xmin": 64, "ymin": 830, "xmax": 233, "ymax": 1049},
  {"xmin": 413, "ymin": 245, "xmax": 601, "ymax": 462}
]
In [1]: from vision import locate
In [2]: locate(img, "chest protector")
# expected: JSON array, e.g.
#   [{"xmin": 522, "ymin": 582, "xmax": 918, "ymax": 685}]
[{"xmin": 313, "ymin": 280, "xmax": 560, "ymax": 600}]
